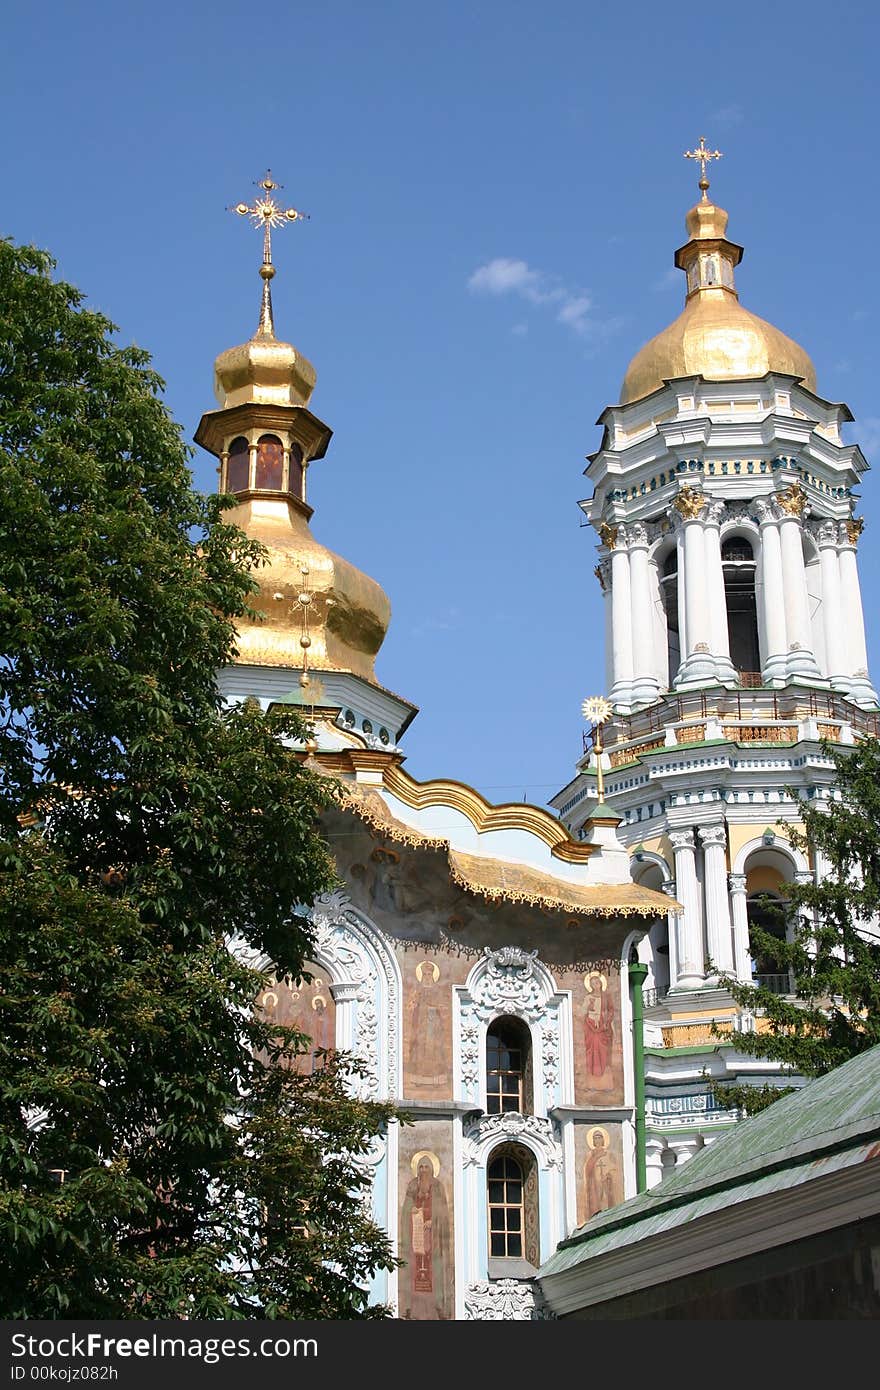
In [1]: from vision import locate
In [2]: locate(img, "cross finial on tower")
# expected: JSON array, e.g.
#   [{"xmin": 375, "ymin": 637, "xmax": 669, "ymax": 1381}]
[
  {"xmin": 230, "ymin": 171, "xmax": 310, "ymax": 338},
  {"xmin": 684, "ymin": 136, "xmax": 723, "ymax": 202}
]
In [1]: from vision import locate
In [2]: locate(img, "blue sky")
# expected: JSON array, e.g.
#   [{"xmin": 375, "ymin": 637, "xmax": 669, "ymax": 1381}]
[{"xmin": 4, "ymin": 1, "xmax": 880, "ymax": 806}]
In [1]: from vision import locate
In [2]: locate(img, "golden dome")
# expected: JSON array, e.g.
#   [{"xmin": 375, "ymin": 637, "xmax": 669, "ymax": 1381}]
[
  {"xmin": 620, "ymin": 197, "xmax": 816, "ymax": 405},
  {"xmin": 226, "ymin": 495, "xmax": 391, "ymax": 683},
  {"xmin": 213, "ymin": 332, "xmax": 317, "ymax": 411}
]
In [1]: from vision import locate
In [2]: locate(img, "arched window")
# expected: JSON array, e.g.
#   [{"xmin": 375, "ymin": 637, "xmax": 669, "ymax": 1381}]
[
  {"xmin": 747, "ymin": 891, "xmax": 791, "ymax": 994},
  {"xmin": 486, "ymin": 1016, "xmax": 532, "ymax": 1115},
  {"xmin": 632, "ymin": 859, "xmax": 670, "ymax": 996},
  {"xmin": 487, "ymin": 1152, "xmax": 524, "ymax": 1257},
  {"xmin": 486, "ymin": 1143, "xmax": 539, "ymax": 1269},
  {"xmin": 226, "ymin": 436, "xmax": 250, "ymax": 493},
  {"xmin": 659, "ymin": 549, "xmax": 680, "ymax": 687},
  {"xmin": 255, "ymin": 434, "xmax": 284, "ymax": 490},
  {"xmin": 722, "ymin": 536, "xmax": 760, "ymax": 681}
]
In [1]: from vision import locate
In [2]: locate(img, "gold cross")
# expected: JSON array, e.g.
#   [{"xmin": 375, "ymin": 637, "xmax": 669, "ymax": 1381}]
[
  {"xmin": 684, "ymin": 136, "xmax": 722, "ymax": 200},
  {"xmin": 230, "ymin": 171, "xmax": 309, "ymax": 336},
  {"xmin": 231, "ymin": 170, "xmax": 308, "ymax": 265}
]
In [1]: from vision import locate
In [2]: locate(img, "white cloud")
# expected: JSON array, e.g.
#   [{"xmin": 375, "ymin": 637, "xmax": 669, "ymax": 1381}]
[
  {"xmin": 511, "ymin": 322, "xmax": 528, "ymax": 337},
  {"xmin": 468, "ymin": 258, "xmax": 544, "ymax": 299},
  {"xmin": 468, "ymin": 257, "xmax": 598, "ymax": 337},
  {"xmin": 556, "ymin": 294, "xmax": 593, "ymax": 333}
]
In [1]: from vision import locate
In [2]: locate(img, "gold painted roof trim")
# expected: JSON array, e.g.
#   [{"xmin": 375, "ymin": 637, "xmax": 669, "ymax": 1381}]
[
  {"xmin": 382, "ymin": 762, "xmax": 594, "ymax": 864},
  {"xmin": 311, "ymin": 765, "xmax": 675, "ymax": 920},
  {"xmin": 331, "ymin": 775, "xmax": 448, "ymax": 852},
  {"xmin": 448, "ymin": 850, "xmax": 675, "ymax": 919}
]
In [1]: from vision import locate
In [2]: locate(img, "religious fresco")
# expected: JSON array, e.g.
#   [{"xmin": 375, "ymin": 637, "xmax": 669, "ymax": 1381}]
[
  {"xmin": 404, "ymin": 956, "xmax": 453, "ymax": 1098},
  {"xmin": 574, "ymin": 1123, "xmax": 623, "ymax": 1227},
  {"xmin": 562, "ymin": 965, "xmax": 625, "ymax": 1103},
  {"xmin": 398, "ymin": 1123, "xmax": 454, "ymax": 1320},
  {"xmin": 256, "ymin": 960, "xmax": 336, "ymax": 1072}
]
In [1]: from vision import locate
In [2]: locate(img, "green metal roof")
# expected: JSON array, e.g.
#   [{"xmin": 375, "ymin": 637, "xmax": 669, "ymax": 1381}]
[{"xmin": 540, "ymin": 1042, "xmax": 880, "ymax": 1279}]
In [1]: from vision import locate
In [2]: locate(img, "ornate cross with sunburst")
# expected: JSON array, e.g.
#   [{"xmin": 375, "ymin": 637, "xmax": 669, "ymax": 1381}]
[
  {"xmin": 684, "ymin": 135, "xmax": 722, "ymax": 200},
  {"xmin": 230, "ymin": 171, "xmax": 309, "ymax": 336}
]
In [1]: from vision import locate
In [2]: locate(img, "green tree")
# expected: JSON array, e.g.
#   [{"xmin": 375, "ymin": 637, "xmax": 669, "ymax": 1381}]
[
  {"xmin": 0, "ymin": 240, "xmax": 397, "ymax": 1316},
  {"xmin": 713, "ymin": 737, "xmax": 880, "ymax": 1112}
]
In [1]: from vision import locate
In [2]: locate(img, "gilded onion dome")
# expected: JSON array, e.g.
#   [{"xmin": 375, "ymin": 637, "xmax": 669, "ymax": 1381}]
[
  {"xmin": 195, "ymin": 173, "xmax": 391, "ymax": 686},
  {"xmin": 620, "ymin": 189, "xmax": 816, "ymax": 405},
  {"xmin": 221, "ymin": 494, "xmax": 391, "ymax": 682}
]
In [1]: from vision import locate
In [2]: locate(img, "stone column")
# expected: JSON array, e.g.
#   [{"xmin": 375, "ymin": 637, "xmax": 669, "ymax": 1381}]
[
  {"xmin": 666, "ymin": 1137, "xmax": 703, "ymax": 1169},
  {"xmin": 661, "ymin": 879, "xmax": 680, "ymax": 990},
  {"xmin": 645, "ymin": 1138, "xmax": 666, "ymax": 1191},
  {"xmin": 728, "ymin": 873, "xmax": 751, "ymax": 982},
  {"xmin": 628, "ymin": 523, "xmax": 662, "ymax": 705},
  {"xmin": 669, "ymin": 828, "xmax": 705, "ymax": 989},
  {"xmin": 596, "ymin": 558, "xmax": 614, "ymax": 694},
  {"xmin": 673, "ymin": 489, "xmax": 716, "ymax": 687},
  {"xmin": 608, "ymin": 527, "xmax": 635, "ymax": 709},
  {"xmin": 816, "ymin": 519, "xmax": 848, "ymax": 689},
  {"xmin": 837, "ymin": 520, "xmax": 878, "ymax": 706},
  {"xmin": 704, "ymin": 501, "xmax": 738, "ymax": 686},
  {"xmin": 776, "ymin": 486, "xmax": 821, "ymax": 679},
  {"xmin": 699, "ymin": 824, "xmax": 734, "ymax": 980},
  {"xmin": 755, "ymin": 499, "xmax": 788, "ymax": 684}
]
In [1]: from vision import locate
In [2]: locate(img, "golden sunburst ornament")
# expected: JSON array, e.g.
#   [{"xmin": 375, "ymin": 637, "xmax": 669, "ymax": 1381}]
[
  {"xmin": 581, "ymin": 695, "xmax": 613, "ymax": 804},
  {"xmin": 582, "ymin": 695, "xmax": 612, "ymax": 725}
]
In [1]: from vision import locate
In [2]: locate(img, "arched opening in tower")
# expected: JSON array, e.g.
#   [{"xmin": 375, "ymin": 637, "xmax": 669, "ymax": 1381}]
[
  {"xmin": 722, "ymin": 537, "xmax": 760, "ymax": 681},
  {"xmin": 659, "ymin": 550, "xmax": 680, "ymax": 688}
]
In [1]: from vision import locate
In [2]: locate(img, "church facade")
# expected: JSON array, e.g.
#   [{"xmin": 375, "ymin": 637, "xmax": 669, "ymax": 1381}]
[
  {"xmin": 195, "ymin": 177, "xmax": 672, "ymax": 1319},
  {"xmin": 197, "ymin": 159, "xmax": 878, "ymax": 1314},
  {"xmin": 551, "ymin": 157, "xmax": 879, "ymax": 1183}
]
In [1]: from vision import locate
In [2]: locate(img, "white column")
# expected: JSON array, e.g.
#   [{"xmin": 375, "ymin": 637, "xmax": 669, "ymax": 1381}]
[
  {"xmin": 645, "ymin": 1138, "xmax": 666, "ymax": 1191},
  {"xmin": 666, "ymin": 1137, "xmax": 703, "ymax": 1169},
  {"xmin": 778, "ymin": 505, "xmax": 821, "ymax": 678},
  {"xmin": 755, "ymin": 501, "xmax": 788, "ymax": 684},
  {"xmin": 704, "ymin": 502, "xmax": 737, "ymax": 686},
  {"xmin": 669, "ymin": 829, "xmax": 705, "ymax": 989},
  {"xmin": 674, "ymin": 507, "xmax": 716, "ymax": 687},
  {"xmin": 662, "ymin": 880, "xmax": 680, "ymax": 988},
  {"xmin": 609, "ymin": 533, "xmax": 635, "ymax": 709},
  {"xmin": 676, "ymin": 525, "xmax": 688, "ymax": 662},
  {"xmin": 816, "ymin": 520, "xmax": 848, "ymax": 689},
  {"xmin": 699, "ymin": 824, "xmax": 734, "ymax": 980},
  {"xmin": 596, "ymin": 559, "xmax": 614, "ymax": 695},
  {"xmin": 728, "ymin": 873, "xmax": 751, "ymax": 982},
  {"xmin": 838, "ymin": 522, "xmax": 878, "ymax": 705},
  {"xmin": 628, "ymin": 523, "xmax": 662, "ymax": 705}
]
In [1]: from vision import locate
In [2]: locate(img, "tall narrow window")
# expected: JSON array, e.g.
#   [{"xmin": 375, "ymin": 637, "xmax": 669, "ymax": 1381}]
[
  {"xmin": 226, "ymin": 436, "xmax": 250, "ymax": 493},
  {"xmin": 255, "ymin": 434, "xmax": 284, "ymax": 490},
  {"xmin": 486, "ymin": 1017, "xmax": 532, "ymax": 1114},
  {"xmin": 288, "ymin": 441, "xmax": 304, "ymax": 499},
  {"xmin": 659, "ymin": 550, "xmax": 680, "ymax": 687},
  {"xmin": 747, "ymin": 891, "xmax": 791, "ymax": 994},
  {"xmin": 487, "ymin": 1153, "xmax": 524, "ymax": 1258},
  {"xmin": 723, "ymin": 537, "xmax": 760, "ymax": 681}
]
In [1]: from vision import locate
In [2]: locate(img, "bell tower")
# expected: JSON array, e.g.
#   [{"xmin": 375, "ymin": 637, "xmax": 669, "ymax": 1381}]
[{"xmin": 553, "ymin": 145, "xmax": 880, "ymax": 1178}]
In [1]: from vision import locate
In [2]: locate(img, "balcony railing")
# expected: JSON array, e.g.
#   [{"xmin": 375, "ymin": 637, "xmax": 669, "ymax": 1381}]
[
  {"xmin": 642, "ymin": 987, "xmax": 668, "ymax": 1009},
  {"xmin": 592, "ymin": 687, "xmax": 879, "ymax": 752},
  {"xmin": 753, "ymin": 973, "xmax": 792, "ymax": 995}
]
